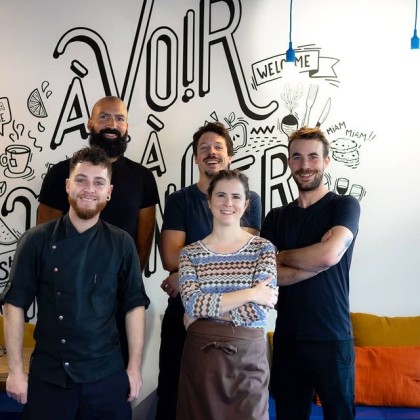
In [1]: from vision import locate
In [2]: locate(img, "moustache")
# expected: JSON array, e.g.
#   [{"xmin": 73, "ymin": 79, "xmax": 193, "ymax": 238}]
[
  {"xmin": 99, "ymin": 129, "xmax": 130, "ymax": 143},
  {"xmin": 100, "ymin": 128, "xmax": 120, "ymax": 136}
]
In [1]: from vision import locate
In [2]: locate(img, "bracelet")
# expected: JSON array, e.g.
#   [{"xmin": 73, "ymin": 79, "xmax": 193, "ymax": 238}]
[{"xmin": 169, "ymin": 269, "xmax": 179, "ymax": 275}]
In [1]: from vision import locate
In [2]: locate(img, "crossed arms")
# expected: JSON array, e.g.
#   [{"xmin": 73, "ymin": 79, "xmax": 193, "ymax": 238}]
[
  {"xmin": 160, "ymin": 226, "xmax": 260, "ymax": 298},
  {"xmin": 276, "ymin": 225, "xmax": 354, "ymax": 286}
]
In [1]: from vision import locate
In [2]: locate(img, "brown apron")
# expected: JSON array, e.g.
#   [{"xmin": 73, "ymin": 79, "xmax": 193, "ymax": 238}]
[{"xmin": 176, "ymin": 319, "xmax": 270, "ymax": 420}]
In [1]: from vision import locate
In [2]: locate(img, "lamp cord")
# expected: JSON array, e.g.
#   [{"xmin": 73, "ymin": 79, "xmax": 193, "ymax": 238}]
[
  {"xmin": 415, "ymin": 0, "xmax": 418, "ymax": 31},
  {"xmin": 289, "ymin": 0, "xmax": 293, "ymax": 43}
]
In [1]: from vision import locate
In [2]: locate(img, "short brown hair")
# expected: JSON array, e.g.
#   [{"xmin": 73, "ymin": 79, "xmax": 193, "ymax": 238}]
[
  {"xmin": 192, "ymin": 122, "xmax": 234, "ymax": 156},
  {"xmin": 69, "ymin": 147, "xmax": 112, "ymax": 180},
  {"xmin": 288, "ymin": 127, "xmax": 330, "ymax": 157}
]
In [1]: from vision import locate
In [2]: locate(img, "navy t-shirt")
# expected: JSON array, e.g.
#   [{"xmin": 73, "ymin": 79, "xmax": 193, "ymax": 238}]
[{"xmin": 261, "ymin": 192, "xmax": 360, "ymax": 341}]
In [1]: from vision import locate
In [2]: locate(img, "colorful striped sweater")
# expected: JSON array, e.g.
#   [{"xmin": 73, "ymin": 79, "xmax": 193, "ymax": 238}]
[{"xmin": 179, "ymin": 236, "xmax": 277, "ymax": 329}]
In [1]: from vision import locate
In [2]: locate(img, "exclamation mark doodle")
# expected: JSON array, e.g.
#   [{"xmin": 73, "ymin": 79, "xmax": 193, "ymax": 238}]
[
  {"xmin": 182, "ymin": 9, "xmax": 196, "ymax": 103},
  {"xmin": 183, "ymin": 9, "xmax": 195, "ymax": 86},
  {"xmin": 368, "ymin": 131, "xmax": 376, "ymax": 141}
]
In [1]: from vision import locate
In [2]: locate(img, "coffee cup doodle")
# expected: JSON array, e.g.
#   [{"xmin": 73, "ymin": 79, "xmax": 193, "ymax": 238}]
[{"xmin": 0, "ymin": 144, "xmax": 34, "ymax": 178}]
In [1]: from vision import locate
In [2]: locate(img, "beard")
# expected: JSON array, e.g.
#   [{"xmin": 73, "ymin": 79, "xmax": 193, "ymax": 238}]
[
  {"xmin": 89, "ymin": 128, "xmax": 128, "ymax": 158},
  {"xmin": 293, "ymin": 170, "xmax": 324, "ymax": 192},
  {"xmin": 204, "ymin": 169, "xmax": 219, "ymax": 178},
  {"xmin": 203, "ymin": 156, "xmax": 229, "ymax": 178},
  {"xmin": 68, "ymin": 196, "xmax": 108, "ymax": 220}
]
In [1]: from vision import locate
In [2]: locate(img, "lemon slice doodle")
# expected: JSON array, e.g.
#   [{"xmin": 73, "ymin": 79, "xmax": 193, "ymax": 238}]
[
  {"xmin": 0, "ymin": 217, "xmax": 19, "ymax": 245},
  {"xmin": 27, "ymin": 88, "xmax": 48, "ymax": 118}
]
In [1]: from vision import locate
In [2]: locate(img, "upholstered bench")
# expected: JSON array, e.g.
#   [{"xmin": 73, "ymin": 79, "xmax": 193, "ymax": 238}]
[{"xmin": 268, "ymin": 312, "xmax": 420, "ymax": 419}]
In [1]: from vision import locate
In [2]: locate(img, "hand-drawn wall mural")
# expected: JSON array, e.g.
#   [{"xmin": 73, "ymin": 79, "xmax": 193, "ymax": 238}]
[{"xmin": 0, "ymin": 0, "xmax": 374, "ymax": 309}]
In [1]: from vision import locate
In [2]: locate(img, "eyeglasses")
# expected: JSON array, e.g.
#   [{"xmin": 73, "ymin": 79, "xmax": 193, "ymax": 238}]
[{"xmin": 0, "ymin": 345, "xmax": 7, "ymax": 357}]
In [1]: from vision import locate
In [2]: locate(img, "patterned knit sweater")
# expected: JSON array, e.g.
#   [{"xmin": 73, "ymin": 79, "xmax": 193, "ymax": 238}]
[{"xmin": 179, "ymin": 236, "xmax": 277, "ymax": 329}]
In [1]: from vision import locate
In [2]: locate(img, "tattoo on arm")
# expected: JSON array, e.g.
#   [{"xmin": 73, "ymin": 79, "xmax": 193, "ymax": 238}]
[{"xmin": 337, "ymin": 234, "xmax": 353, "ymax": 258}]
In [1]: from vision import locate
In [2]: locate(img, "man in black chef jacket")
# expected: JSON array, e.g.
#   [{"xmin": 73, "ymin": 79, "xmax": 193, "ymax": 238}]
[{"xmin": 2, "ymin": 147, "xmax": 150, "ymax": 420}]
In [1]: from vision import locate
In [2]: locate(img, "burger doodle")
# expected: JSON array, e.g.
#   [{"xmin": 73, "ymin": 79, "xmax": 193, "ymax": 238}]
[{"xmin": 330, "ymin": 138, "xmax": 360, "ymax": 168}]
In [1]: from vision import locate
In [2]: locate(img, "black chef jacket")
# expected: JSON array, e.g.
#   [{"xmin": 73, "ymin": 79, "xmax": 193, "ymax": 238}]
[{"xmin": 3, "ymin": 214, "xmax": 150, "ymax": 388}]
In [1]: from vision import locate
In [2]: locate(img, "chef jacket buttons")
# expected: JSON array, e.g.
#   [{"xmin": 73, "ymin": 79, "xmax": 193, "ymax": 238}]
[
  {"xmin": 64, "ymin": 362, "xmax": 69, "ymax": 367},
  {"xmin": 53, "ymin": 267, "xmax": 59, "ymax": 272},
  {"xmin": 61, "ymin": 339, "xmax": 66, "ymax": 344},
  {"xmin": 52, "ymin": 245, "xmax": 57, "ymax": 250},
  {"xmin": 58, "ymin": 315, "xmax": 63, "ymax": 320}
]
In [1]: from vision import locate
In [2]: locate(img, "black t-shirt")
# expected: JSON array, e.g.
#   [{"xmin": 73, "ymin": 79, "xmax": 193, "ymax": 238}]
[{"xmin": 38, "ymin": 156, "xmax": 159, "ymax": 241}]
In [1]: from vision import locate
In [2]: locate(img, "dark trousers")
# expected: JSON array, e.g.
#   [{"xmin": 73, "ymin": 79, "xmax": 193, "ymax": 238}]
[
  {"xmin": 155, "ymin": 295, "xmax": 186, "ymax": 420},
  {"xmin": 24, "ymin": 370, "xmax": 131, "ymax": 420},
  {"xmin": 271, "ymin": 338, "xmax": 355, "ymax": 420}
]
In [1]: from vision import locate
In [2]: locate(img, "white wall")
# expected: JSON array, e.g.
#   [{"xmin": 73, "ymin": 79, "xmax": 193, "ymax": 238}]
[{"xmin": 1, "ymin": 0, "xmax": 420, "ymax": 417}]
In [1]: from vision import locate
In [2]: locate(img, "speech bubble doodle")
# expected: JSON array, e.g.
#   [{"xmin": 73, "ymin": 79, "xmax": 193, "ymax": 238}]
[{"xmin": 0, "ymin": 97, "xmax": 12, "ymax": 136}]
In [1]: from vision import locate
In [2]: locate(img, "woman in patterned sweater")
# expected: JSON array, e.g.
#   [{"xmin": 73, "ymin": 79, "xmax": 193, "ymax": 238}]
[{"xmin": 176, "ymin": 169, "xmax": 278, "ymax": 420}]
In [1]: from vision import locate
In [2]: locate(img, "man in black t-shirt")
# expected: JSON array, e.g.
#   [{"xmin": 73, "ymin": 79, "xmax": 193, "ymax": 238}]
[{"xmin": 38, "ymin": 96, "xmax": 159, "ymax": 272}]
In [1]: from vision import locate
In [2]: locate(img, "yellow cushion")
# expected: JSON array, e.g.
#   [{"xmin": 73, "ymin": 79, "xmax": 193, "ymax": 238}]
[
  {"xmin": 267, "ymin": 332, "xmax": 274, "ymax": 363},
  {"xmin": 355, "ymin": 346, "xmax": 420, "ymax": 407},
  {"xmin": 351, "ymin": 312, "xmax": 420, "ymax": 346},
  {"xmin": 267, "ymin": 331, "xmax": 274, "ymax": 349},
  {"xmin": 0, "ymin": 315, "xmax": 36, "ymax": 348}
]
